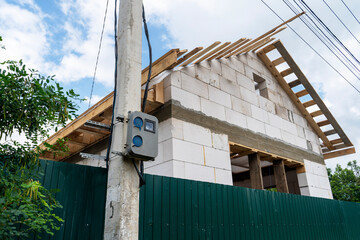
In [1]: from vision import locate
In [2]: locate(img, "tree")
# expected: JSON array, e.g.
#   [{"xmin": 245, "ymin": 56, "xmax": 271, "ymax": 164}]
[
  {"xmin": 327, "ymin": 160, "xmax": 360, "ymax": 202},
  {"xmin": 0, "ymin": 36, "xmax": 81, "ymax": 239}
]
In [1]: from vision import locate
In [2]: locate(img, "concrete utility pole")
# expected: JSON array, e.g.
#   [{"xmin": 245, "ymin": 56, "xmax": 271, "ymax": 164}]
[{"xmin": 103, "ymin": 0, "xmax": 142, "ymax": 239}]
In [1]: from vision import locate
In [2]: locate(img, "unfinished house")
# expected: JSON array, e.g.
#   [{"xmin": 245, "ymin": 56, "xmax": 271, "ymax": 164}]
[{"xmin": 41, "ymin": 20, "xmax": 355, "ymax": 200}]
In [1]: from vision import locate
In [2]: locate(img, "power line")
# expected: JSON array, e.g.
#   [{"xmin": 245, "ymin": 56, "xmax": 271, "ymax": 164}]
[
  {"xmin": 290, "ymin": 0, "xmax": 360, "ymax": 78},
  {"xmin": 340, "ymin": 0, "xmax": 360, "ymax": 26},
  {"xmin": 88, "ymin": 0, "xmax": 110, "ymax": 108},
  {"xmin": 259, "ymin": 0, "xmax": 360, "ymax": 94},
  {"xmin": 322, "ymin": 0, "xmax": 360, "ymax": 45}
]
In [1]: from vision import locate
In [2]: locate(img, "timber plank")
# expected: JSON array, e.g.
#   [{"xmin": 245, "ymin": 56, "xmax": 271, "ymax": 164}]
[
  {"xmin": 257, "ymin": 48, "xmax": 334, "ymax": 150},
  {"xmin": 175, "ymin": 47, "xmax": 203, "ymax": 66},
  {"xmin": 195, "ymin": 42, "xmax": 231, "ymax": 63},
  {"xmin": 248, "ymin": 153, "xmax": 264, "ymax": 190},
  {"xmin": 310, "ymin": 110, "xmax": 322, "ymax": 117},
  {"xmin": 274, "ymin": 41, "xmax": 353, "ymax": 147},
  {"xmin": 303, "ymin": 100, "xmax": 316, "ymax": 108},
  {"xmin": 323, "ymin": 148, "xmax": 356, "ymax": 159},
  {"xmin": 209, "ymin": 38, "xmax": 246, "ymax": 60},
  {"xmin": 273, "ymin": 159, "xmax": 289, "ymax": 193},
  {"xmin": 280, "ymin": 68, "xmax": 293, "ymax": 77},
  {"xmin": 181, "ymin": 41, "xmax": 221, "ymax": 66},
  {"xmin": 295, "ymin": 89, "xmax": 308, "ymax": 98},
  {"xmin": 317, "ymin": 120, "xmax": 330, "ymax": 127},
  {"xmin": 272, "ymin": 57, "xmax": 286, "ymax": 66},
  {"xmin": 288, "ymin": 79, "xmax": 301, "ymax": 88}
]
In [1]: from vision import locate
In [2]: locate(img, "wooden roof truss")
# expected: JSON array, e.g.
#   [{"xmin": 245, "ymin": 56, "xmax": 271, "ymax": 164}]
[{"xmin": 257, "ymin": 40, "xmax": 355, "ymax": 160}]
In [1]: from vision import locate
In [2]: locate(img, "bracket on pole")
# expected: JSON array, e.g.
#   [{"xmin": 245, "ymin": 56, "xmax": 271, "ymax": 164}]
[{"xmin": 80, "ymin": 152, "xmax": 106, "ymax": 161}]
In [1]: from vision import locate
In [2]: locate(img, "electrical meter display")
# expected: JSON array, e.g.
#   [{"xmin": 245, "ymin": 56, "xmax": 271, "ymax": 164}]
[{"xmin": 125, "ymin": 111, "xmax": 158, "ymax": 160}]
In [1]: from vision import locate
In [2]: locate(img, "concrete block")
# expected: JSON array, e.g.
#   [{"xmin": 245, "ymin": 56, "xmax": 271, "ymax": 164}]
[
  {"xmin": 305, "ymin": 129, "xmax": 319, "ymax": 144},
  {"xmin": 246, "ymin": 116, "xmax": 266, "ymax": 134},
  {"xmin": 195, "ymin": 64, "xmax": 210, "ymax": 84},
  {"xmin": 144, "ymin": 140, "xmax": 165, "ymax": 168},
  {"xmin": 172, "ymin": 138, "xmax": 204, "ymax": 165},
  {"xmin": 199, "ymin": 61, "xmax": 211, "ymax": 69},
  {"xmin": 293, "ymin": 113, "xmax": 308, "ymax": 129},
  {"xmin": 158, "ymin": 118, "xmax": 172, "ymax": 143},
  {"xmin": 231, "ymin": 96, "xmax": 252, "ymax": 116},
  {"xmin": 275, "ymin": 105, "xmax": 288, "ymax": 120},
  {"xmin": 204, "ymin": 147, "xmax": 231, "ymax": 170},
  {"xmin": 180, "ymin": 65, "xmax": 196, "ymax": 78},
  {"xmin": 225, "ymin": 108, "xmax": 247, "ymax": 127},
  {"xmin": 171, "ymin": 86, "xmax": 201, "ymax": 111},
  {"xmin": 212, "ymin": 132, "xmax": 229, "ymax": 151},
  {"xmin": 296, "ymin": 126, "xmax": 306, "ymax": 138},
  {"xmin": 267, "ymin": 89, "xmax": 284, "ymax": 107},
  {"xmin": 181, "ymin": 72, "xmax": 209, "ymax": 99},
  {"xmin": 183, "ymin": 121, "xmax": 212, "ymax": 146},
  {"xmin": 240, "ymin": 87, "xmax": 259, "ymax": 106},
  {"xmin": 295, "ymin": 136, "xmax": 308, "ymax": 150},
  {"xmin": 184, "ymin": 163, "xmax": 215, "ymax": 183},
  {"xmin": 219, "ymin": 76, "xmax": 241, "ymax": 98},
  {"xmin": 259, "ymin": 97, "xmax": 276, "ymax": 114},
  {"xmin": 299, "ymin": 186, "xmax": 310, "ymax": 196},
  {"xmin": 281, "ymin": 119, "xmax": 297, "ymax": 134},
  {"xmin": 164, "ymin": 86, "xmax": 171, "ymax": 102},
  {"xmin": 210, "ymin": 60, "xmax": 222, "ymax": 75},
  {"xmin": 208, "ymin": 85, "xmax": 231, "ymax": 108},
  {"xmin": 247, "ymin": 56, "xmax": 266, "ymax": 75},
  {"xmin": 244, "ymin": 65, "xmax": 262, "ymax": 79},
  {"xmin": 171, "ymin": 118, "xmax": 184, "ymax": 140},
  {"xmin": 145, "ymin": 161, "xmax": 173, "ymax": 177},
  {"xmin": 237, "ymin": 54, "xmax": 248, "ymax": 64},
  {"xmin": 200, "ymin": 98, "xmax": 226, "ymax": 121},
  {"xmin": 251, "ymin": 105, "xmax": 269, "ymax": 123},
  {"xmin": 173, "ymin": 160, "xmax": 185, "ymax": 179},
  {"xmin": 209, "ymin": 72, "xmax": 220, "ymax": 88},
  {"xmin": 297, "ymin": 173, "xmax": 308, "ymax": 187},
  {"xmin": 215, "ymin": 168, "xmax": 233, "ymax": 185},
  {"xmin": 220, "ymin": 62, "xmax": 237, "ymax": 82},
  {"xmin": 268, "ymin": 113, "xmax": 284, "ymax": 129},
  {"xmin": 281, "ymin": 130, "xmax": 297, "ymax": 146},
  {"xmin": 236, "ymin": 72, "xmax": 255, "ymax": 91},
  {"xmin": 265, "ymin": 124, "xmax": 282, "ymax": 139},
  {"xmin": 163, "ymin": 71, "xmax": 181, "ymax": 88}
]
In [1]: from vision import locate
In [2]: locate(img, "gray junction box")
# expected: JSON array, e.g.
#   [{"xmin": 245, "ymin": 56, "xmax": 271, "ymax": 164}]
[{"xmin": 125, "ymin": 111, "xmax": 158, "ymax": 160}]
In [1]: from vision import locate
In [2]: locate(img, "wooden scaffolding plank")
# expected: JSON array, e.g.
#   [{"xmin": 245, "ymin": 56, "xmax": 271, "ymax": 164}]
[
  {"xmin": 181, "ymin": 41, "xmax": 221, "ymax": 66},
  {"xmin": 273, "ymin": 41, "xmax": 353, "ymax": 147},
  {"xmin": 257, "ymin": 47, "xmax": 334, "ymax": 150},
  {"xmin": 323, "ymin": 147, "xmax": 356, "ymax": 159},
  {"xmin": 195, "ymin": 42, "xmax": 231, "ymax": 63}
]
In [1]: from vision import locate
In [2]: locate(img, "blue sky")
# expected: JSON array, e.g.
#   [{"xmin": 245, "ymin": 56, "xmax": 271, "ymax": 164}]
[{"xmin": 1, "ymin": 0, "xmax": 360, "ymax": 169}]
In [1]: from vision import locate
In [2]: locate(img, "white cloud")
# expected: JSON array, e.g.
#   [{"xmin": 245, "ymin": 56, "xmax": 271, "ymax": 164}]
[{"xmin": 84, "ymin": 94, "xmax": 104, "ymax": 106}]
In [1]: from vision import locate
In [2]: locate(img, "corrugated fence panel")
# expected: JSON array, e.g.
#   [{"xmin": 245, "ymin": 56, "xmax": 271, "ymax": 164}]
[
  {"xmin": 139, "ymin": 174, "xmax": 360, "ymax": 240},
  {"xmin": 31, "ymin": 160, "xmax": 108, "ymax": 240}
]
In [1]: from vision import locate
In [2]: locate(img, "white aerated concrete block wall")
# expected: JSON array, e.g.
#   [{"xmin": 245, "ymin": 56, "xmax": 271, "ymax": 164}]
[
  {"xmin": 164, "ymin": 53, "xmax": 323, "ymax": 156},
  {"xmin": 144, "ymin": 118, "xmax": 233, "ymax": 185},
  {"xmin": 297, "ymin": 160, "xmax": 333, "ymax": 199}
]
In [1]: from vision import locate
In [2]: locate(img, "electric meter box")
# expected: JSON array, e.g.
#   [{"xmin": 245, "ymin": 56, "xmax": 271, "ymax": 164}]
[{"xmin": 125, "ymin": 111, "xmax": 158, "ymax": 160}]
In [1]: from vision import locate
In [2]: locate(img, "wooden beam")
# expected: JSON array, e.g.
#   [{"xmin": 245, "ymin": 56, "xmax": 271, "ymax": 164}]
[
  {"xmin": 317, "ymin": 120, "xmax": 330, "ymax": 127},
  {"xmin": 272, "ymin": 57, "xmax": 285, "ymax": 66},
  {"xmin": 295, "ymin": 89, "xmax": 308, "ymax": 98},
  {"xmin": 141, "ymin": 49, "xmax": 179, "ymax": 85},
  {"xmin": 303, "ymin": 100, "xmax": 316, "ymax": 108},
  {"xmin": 273, "ymin": 159, "xmax": 289, "ymax": 193},
  {"xmin": 215, "ymin": 39, "xmax": 250, "ymax": 59},
  {"xmin": 288, "ymin": 79, "xmax": 301, "ymax": 88},
  {"xmin": 310, "ymin": 110, "xmax": 322, "ymax": 117},
  {"xmin": 177, "ymin": 49, "xmax": 188, "ymax": 58},
  {"xmin": 324, "ymin": 129, "xmax": 336, "ymax": 136},
  {"xmin": 209, "ymin": 38, "xmax": 247, "ymax": 60},
  {"xmin": 248, "ymin": 153, "xmax": 264, "ymax": 190},
  {"xmin": 273, "ymin": 41, "xmax": 352, "ymax": 147},
  {"xmin": 330, "ymin": 138, "xmax": 343, "ymax": 145},
  {"xmin": 322, "ymin": 143, "xmax": 348, "ymax": 153},
  {"xmin": 296, "ymin": 165, "xmax": 306, "ymax": 174},
  {"xmin": 175, "ymin": 47, "xmax": 203, "ymax": 66},
  {"xmin": 181, "ymin": 41, "xmax": 221, "ymax": 66},
  {"xmin": 280, "ymin": 68, "xmax": 293, "ymax": 77},
  {"xmin": 251, "ymin": 38, "xmax": 276, "ymax": 52},
  {"xmin": 257, "ymin": 47, "xmax": 334, "ymax": 150},
  {"xmin": 323, "ymin": 147, "xmax": 356, "ymax": 159},
  {"xmin": 195, "ymin": 42, "xmax": 231, "ymax": 63}
]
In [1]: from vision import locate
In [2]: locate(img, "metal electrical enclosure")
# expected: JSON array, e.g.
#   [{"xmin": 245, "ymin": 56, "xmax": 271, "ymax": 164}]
[{"xmin": 125, "ymin": 111, "xmax": 158, "ymax": 160}]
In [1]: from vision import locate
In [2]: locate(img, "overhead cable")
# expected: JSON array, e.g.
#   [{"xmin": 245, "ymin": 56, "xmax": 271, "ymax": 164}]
[
  {"xmin": 89, "ymin": 0, "xmax": 110, "ymax": 108},
  {"xmin": 259, "ymin": 0, "xmax": 360, "ymax": 94},
  {"xmin": 340, "ymin": 0, "xmax": 360, "ymax": 26}
]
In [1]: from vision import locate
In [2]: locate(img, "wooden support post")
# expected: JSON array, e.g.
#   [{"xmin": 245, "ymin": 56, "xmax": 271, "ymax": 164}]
[
  {"xmin": 273, "ymin": 159, "xmax": 289, "ymax": 193},
  {"xmin": 248, "ymin": 153, "xmax": 264, "ymax": 190}
]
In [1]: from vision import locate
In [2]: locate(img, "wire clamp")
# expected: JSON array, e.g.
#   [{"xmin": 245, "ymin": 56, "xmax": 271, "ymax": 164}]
[{"xmin": 116, "ymin": 115, "xmax": 127, "ymax": 123}]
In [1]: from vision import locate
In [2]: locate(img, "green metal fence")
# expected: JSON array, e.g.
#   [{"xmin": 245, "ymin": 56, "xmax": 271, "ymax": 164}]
[
  {"xmin": 139, "ymin": 174, "xmax": 360, "ymax": 240},
  {"xmin": 34, "ymin": 160, "xmax": 108, "ymax": 240}
]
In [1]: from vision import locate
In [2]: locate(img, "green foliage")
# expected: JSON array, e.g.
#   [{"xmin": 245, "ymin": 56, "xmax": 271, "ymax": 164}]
[
  {"xmin": 0, "ymin": 36, "xmax": 81, "ymax": 239},
  {"xmin": 327, "ymin": 160, "xmax": 360, "ymax": 202},
  {"xmin": 0, "ymin": 59, "xmax": 80, "ymax": 143}
]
